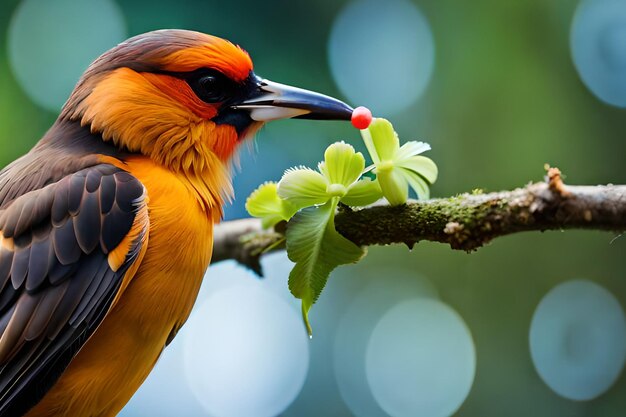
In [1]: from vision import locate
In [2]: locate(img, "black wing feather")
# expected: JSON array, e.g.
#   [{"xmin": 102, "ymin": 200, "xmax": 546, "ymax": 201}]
[{"xmin": 0, "ymin": 163, "xmax": 148, "ymax": 416}]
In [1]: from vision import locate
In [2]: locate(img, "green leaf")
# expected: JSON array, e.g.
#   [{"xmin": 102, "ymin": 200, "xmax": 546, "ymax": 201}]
[
  {"xmin": 396, "ymin": 155, "xmax": 438, "ymax": 184},
  {"xmin": 361, "ymin": 120, "xmax": 438, "ymax": 206},
  {"xmin": 376, "ymin": 166, "xmax": 409, "ymax": 206},
  {"xmin": 286, "ymin": 199, "xmax": 364, "ymax": 336},
  {"xmin": 245, "ymin": 182, "xmax": 297, "ymax": 228},
  {"xmin": 362, "ymin": 118, "xmax": 399, "ymax": 163},
  {"xmin": 396, "ymin": 141, "xmax": 431, "ymax": 160},
  {"xmin": 360, "ymin": 129, "xmax": 379, "ymax": 164},
  {"xmin": 401, "ymin": 168, "xmax": 431, "ymax": 200},
  {"xmin": 319, "ymin": 142, "xmax": 365, "ymax": 186},
  {"xmin": 341, "ymin": 178, "xmax": 382, "ymax": 206},
  {"xmin": 277, "ymin": 167, "xmax": 329, "ymax": 208}
]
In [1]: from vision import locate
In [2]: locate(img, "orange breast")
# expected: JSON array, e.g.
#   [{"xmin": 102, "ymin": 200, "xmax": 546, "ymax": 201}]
[{"xmin": 27, "ymin": 156, "xmax": 217, "ymax": 417}]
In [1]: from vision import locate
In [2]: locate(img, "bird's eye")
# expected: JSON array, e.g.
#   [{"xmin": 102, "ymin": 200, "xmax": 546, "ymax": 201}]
[
  {"xmin": 198, "ymin": 75, "xmax": 222, "ymax": 101},
  {"xmin": 188, "ymin": 71, "xmax": 231, "ymax": 103}
]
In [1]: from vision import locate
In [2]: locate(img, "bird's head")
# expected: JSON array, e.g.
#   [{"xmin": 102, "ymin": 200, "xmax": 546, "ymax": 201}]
[{"xmin": 61, "ymin": 29, "xmax": 353, "ymax": 173}]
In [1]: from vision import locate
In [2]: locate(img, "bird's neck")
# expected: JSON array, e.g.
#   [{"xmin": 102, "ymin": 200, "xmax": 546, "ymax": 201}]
[
  {"xmin": 107, "ymin": 153, "xmax": 231, "ymax": 221},
  {"xmin": 103, "ymin": 117, "xmax": 235, "ymax": 215}
]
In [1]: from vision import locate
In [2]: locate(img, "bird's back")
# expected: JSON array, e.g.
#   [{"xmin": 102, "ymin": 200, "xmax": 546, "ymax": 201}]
[{"xmin": 0, "ymin": 121, "xmax": 121, "ymax": 208}]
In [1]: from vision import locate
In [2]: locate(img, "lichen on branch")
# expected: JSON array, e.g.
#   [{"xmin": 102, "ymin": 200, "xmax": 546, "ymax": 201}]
[{"xmin": 211, "ymin": 168, "xmax": 626, "ymax": 271}]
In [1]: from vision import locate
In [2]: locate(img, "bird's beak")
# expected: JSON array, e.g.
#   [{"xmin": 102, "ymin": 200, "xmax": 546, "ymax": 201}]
[{"xmin": 232, "ymin": 77, "xmax": 353, "ymax": 122}]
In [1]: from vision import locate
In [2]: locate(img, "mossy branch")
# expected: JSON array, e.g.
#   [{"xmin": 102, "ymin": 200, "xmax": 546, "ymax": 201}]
[{"xmin": 211, "ymin": 168, "xmax": 626, "ymax": 273}]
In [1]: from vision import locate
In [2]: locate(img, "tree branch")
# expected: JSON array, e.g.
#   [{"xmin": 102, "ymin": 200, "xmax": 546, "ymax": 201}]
[
  {"xmin": 211, "ymin": 168, "xmax": 626, "ymax": 273},
  {"xmin": 211, "ymin": 218, "xmax": 285, "ymax": 276}
]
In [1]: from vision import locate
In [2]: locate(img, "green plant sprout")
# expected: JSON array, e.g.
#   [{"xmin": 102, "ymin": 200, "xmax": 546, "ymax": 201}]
[{"xmin": 245, "ymin": 118, "xmax": 438, "ymax": 336}]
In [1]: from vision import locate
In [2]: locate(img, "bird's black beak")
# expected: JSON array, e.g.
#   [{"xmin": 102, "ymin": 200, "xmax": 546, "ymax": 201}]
[{"xmin": 231, "ymin": 75, "xmax": 353, "ymax": 122}]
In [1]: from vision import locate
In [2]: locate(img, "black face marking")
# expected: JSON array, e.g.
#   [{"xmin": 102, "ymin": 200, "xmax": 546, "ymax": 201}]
[
  {"xmin": 186, "ymin": 69, "xmax": 235, "ymax": 103},
  {"xmin": 153, "ymin": 69, "xmax": 261, "ymax": 136},
  {"xmin": 155, "ymin": 69, "xmax": 259, "ymax": 106},
  {"xmin": 212, "ymin": 108, "xmax": 254, "ymax": 135},
  {"xmin": 154, "ymin": 68, "xmax": 236, "ymax": 103},
  {"xmin": 211, "ymin": 72, "xmax": 260, "ymax": 135}
]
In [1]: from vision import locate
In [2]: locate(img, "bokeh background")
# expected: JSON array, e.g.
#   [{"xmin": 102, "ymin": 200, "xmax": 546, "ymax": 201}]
[{"xmin": 1, "ymin": 0, "xmax": 626, "ymax": 416}]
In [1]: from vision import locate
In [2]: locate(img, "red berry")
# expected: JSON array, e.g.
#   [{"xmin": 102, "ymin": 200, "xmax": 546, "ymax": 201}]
[{"xmin": 351, "ymin": 106, "xmax": 373, "ymax": 130}]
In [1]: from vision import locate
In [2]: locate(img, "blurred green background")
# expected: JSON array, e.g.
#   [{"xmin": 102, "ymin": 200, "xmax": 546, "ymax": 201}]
[{"xmin": 1, "ymin": 0, "xmax": 625, "ymax": 416}]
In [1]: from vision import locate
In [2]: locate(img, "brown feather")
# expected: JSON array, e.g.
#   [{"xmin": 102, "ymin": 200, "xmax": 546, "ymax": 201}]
[{"xmin": 0, "ymin": 158, "xmax": 149, "ymax": 416}]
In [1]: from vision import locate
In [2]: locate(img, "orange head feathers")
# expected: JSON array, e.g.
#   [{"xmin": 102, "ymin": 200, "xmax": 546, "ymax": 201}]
[{"xmin": 59, "ymin": 29, "xmax": 353, "ymax": 171}]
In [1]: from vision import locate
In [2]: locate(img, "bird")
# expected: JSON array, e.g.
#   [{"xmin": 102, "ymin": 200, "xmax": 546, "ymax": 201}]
[{"xmin": 0, "ymin": 29, "xmax": 353, "ymax": 416}]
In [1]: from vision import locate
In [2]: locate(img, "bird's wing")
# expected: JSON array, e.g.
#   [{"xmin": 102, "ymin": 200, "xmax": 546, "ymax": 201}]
[{"xmin": 0, "ymin": 163, "xmax": 149, "ymax": 416}]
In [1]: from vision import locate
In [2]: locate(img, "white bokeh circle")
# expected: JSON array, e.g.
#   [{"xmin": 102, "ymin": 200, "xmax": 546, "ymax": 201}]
[
  {"xmin": 571, "ymin": 0, "xmax": 626, "ymax": 107},
  {"xmin": 328, "ymin": 0, "xmax": 435, "ymax": 116},
  {"xmin": 8, "ymin": 0, "xmax": 126, "ymax": 111},
  {"xmin": 366, "ymin": 298, "xmax": 476, "ymax": 417},
  {"xmin": 333, "ymin": 272, "xmax": 439, "ymax": 417},
  {"xmin": 120, "ymin": 255, "xmax": 304, "ymax": 416},
  {"xmin": 529, "ymin": 279, "xmax": 626, "ymax": 401},
  {"xmin": 183, "ymin": 283, "xmax": 309, "ymax": 417}
]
